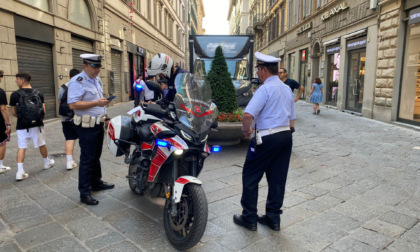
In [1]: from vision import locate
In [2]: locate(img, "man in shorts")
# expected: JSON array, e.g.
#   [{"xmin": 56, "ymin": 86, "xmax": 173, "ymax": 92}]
[
  {"xmin": 58, "ymin": 69, "xmax": 80, "ymax": 170},
  {"xmin": 9, "ymin": 72, "xmax": 55, "ymax": 181},
  {"xmin": 0, "ymin": 70, "xmax": 12, "ymax": 174}
]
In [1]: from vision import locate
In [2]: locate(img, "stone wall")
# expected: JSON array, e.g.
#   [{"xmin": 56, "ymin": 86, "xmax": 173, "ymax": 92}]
[
  {"xmin": 375, "ymin": 3, "xmax": 400, "ymax": 108},
  {"xmin": 0, "ymin": 11, "xmax": 18, "ymax": 99}
]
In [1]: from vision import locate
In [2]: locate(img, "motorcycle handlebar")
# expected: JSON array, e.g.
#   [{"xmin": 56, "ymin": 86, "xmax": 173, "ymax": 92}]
[{"xmin": 143, "ymin": 103, "xmax": 168, "ymax": 118}]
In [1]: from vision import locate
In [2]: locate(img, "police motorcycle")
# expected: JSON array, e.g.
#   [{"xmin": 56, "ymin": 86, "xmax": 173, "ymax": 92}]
[{"xmin": 107, "ymin": 73, "xmax": 220, "ymax": 250}]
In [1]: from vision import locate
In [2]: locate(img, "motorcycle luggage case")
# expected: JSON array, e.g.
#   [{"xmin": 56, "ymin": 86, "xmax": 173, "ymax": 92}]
[{"xmin": 107, "ymin": 115, "xmax": 133, "ymax": 157}]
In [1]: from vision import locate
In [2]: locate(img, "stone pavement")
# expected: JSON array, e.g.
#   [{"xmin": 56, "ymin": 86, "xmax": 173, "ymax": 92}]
[{"xmin": 0, "ymin": 101, "xmax": 419, "ymax": 252}]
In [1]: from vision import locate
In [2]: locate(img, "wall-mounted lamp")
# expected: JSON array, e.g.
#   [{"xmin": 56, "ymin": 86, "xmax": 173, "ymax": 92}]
[{"xmin": 59, "ymin": 75, "xmax": 63, "ymax": 80}]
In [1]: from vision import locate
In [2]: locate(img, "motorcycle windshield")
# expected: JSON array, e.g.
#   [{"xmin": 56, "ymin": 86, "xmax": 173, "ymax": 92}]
[{"xmin": 173, "ymin": 73, "xmax": 218, "ymax": 134}]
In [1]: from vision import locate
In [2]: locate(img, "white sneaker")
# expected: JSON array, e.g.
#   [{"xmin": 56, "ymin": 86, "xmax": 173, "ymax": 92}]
[
  {"xmin": 16, "ymin": 172, "xmax": 29, "ymax": 181},
  {"xmin": 44, "ymin": 158, "xmax": 55, "ymax": 169},
  {"xmin": 0, "ymin": 165, "xmax": 11, "ymax": 174},
  {"xmin": 66, "ymin": 161, "xmax": 78, "ymax": 170}
]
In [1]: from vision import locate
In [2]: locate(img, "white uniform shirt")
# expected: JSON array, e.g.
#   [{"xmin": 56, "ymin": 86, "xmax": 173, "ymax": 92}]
[{"xmin": 244, "ymin": 75, "xmax": 295, "ymax": 130}]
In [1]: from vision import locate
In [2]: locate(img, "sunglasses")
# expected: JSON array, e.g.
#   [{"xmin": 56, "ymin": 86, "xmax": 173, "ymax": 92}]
[{"xmin": 88, "ymin": 63, "xmax": 101, "ymax": 68}]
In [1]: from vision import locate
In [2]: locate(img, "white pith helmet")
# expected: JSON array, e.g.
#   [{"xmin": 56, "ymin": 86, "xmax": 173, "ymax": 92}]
[{"xmin": 147, "ymin": 53, "xmax": 174, "ymax": 78}]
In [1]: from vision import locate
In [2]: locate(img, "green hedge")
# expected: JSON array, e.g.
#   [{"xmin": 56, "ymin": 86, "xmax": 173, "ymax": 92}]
[{"xmin": 206, "ymin": 46, "xmax": 238, "ymax": 113}]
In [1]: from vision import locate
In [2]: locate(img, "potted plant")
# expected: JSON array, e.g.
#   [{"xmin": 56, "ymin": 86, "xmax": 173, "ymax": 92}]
[{"xmin": 207, "ymin": 46, "xmax": 244, "ymax": 145}]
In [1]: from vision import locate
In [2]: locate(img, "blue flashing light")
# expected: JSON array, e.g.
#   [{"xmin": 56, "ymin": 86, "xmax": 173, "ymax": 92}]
[
  {"xmin": 135, "ymin": 84, "xmax": 143, "ymax": 92},
  {"xmin": 211, "ymin": 146, "xmax": 221, "ymax": 153},
  {"xmin": 156, "ymin": 140, "xmax": 169, "ymax": 147}
]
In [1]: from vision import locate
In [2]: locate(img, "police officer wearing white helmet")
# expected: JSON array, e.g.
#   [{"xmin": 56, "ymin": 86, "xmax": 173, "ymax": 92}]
[
  {"xmin": 147, "ymin": 53, "xmax": 186, "ymax": 102},
  {"xmin": 233, "ymin": 52, "xmax": 295, "ymax": 231},
  {"xmin": 67, "ymin": 54, "xmax": 114, "ymax": 206}
]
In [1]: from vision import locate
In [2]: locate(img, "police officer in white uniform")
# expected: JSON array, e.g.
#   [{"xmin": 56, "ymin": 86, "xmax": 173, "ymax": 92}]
[
  {"xmin": 233, "ymin": 52, "xmax": 295, "ymax": 231},
  {"xmin": 67, "ymin": 54, "xmax": 114, "ymax": 205}
]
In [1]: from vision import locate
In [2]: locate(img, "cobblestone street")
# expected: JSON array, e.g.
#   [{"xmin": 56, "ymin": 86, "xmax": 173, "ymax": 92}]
[{"xmin": 0, "ymin": 101, "xmax": 419, "ymax": 251}]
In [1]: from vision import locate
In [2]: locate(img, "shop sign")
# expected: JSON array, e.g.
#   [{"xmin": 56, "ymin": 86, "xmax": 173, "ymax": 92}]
[
  {"xmin": 347, "ymin": 36, "xmax": 367, "ymax": 51},
  {"xmin": 321, "ymin": 2, "xmax": 349, "ymax": 21},
  {"xmin": 408, "ymin": 7, "xmax": 420, "ymax": 25},
  {"xmin": 326, "ymin": 44, "xmax": 340, "ymax": 55},
  {"xmin": 297, "ymin": 22, "xmax": 312, "ymax": 34},
  {"xmin": 301, "ymin": 50, "xmax": 306, "ymax": 61},
  {"xmin": 137, "ymin": 47, "xmax": 145, "ymax": 56}
]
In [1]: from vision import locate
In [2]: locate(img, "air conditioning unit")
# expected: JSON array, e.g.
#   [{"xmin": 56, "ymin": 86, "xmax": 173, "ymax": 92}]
[{"xmin": 370, "ymin": 0, "xmax": 378, "ymax": 9}]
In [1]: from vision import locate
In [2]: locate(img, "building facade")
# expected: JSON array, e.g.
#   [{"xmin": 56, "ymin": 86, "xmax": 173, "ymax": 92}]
[
  {"xmin": 227, "ymin": 0, "xmax": 251, "ymax": 35},
  {"xmin": 189, "ymin": 0, "xmax": 205, "ymax": 35},
  {"xmin": 238, "ymin": 0, "xmax": 419, "ymax": 127},
  {"xmin": 376, "ymin": 0, "xmax": 420, "ymax": 126},
  {"xmin": 0, "ymin": 0, "xmax": 194, "ymax": 125},
  {"xmin": 185, "ymin": 0, "xmax": 205, "ymax": 72}
]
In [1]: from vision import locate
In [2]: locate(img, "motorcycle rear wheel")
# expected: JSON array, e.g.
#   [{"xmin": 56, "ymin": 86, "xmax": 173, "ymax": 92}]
[
  {"xmin": 128, "ymin": 158, "xmax": 141, "ymax": 194},
  {"xmin": 163, "ymin": 184, "xmax": 208, "ymax": 250}
]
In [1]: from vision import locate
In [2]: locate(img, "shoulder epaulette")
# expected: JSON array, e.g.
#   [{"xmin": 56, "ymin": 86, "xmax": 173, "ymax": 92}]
[{"xmin": 76, "ymin": 77, "xmax": 83, "ymax": 82}]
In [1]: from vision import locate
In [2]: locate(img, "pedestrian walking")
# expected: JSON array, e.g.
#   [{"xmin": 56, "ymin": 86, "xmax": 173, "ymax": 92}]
[
  {"xmin": 0, "ymin": 70, "xmax": 11, "ymax": 174},
  {"xmin": 9, "ymin": 72, "xmax": 55, "ymax": 181},
  {"xmin": 278, "ymin": 68, "xmax": 304, "ymax": 103},
  {"xmin": 67, "ymin": 54, "xmax": 114, "ymax": 206},
  {"xmin": 133, "ymin": 73, "xmax": 146, "ymax": 106},
  {"xmin": 309, "ymin": 77, "xmax": 324, "ymax": 115},
  {"xmin": 233, "ymin": 52, "xmax": 295, "ymax": 231},
  {"xmin": 58, "ymin": 68, "xmax": 80, "ymax": 170}
]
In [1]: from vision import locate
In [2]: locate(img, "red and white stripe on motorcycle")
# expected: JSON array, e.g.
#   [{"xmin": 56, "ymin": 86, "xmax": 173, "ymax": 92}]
[
  {"xmin": 141, "ymin": 142, "xmax": 153, "ymax": 150},
  {"xmin": 108, "ymin": 123, "xmax": 115, "ymax": 141},
  {"xmin": 148, "ymin": 135, "xmax": 188, "ymax": 182},
  {"xmin": 203, "ymin": 143, "xmax": 210, "ymax": 154},
  {"xmin": 173, "ymin": 176, "xmax": 203, "ymax": 203}
]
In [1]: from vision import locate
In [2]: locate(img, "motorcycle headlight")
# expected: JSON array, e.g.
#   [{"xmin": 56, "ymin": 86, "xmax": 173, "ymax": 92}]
[
  {"xmin": 174, "ymin": 149, "xmax": 184, "ymax": 155},
  {"xmin": 180, "ymin": 130, "xmax": 192, "ymax": 141}
]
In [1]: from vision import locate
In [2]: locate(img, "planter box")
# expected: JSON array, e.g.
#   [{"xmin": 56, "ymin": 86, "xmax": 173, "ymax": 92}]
[{"xmin": 208, "ymin": 122, "xmax": 244, "ymax": 146}]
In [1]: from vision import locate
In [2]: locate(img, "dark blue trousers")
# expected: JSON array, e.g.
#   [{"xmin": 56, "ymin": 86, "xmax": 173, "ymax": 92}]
[
  {"xmin": 75, "ymin": 123, "xmax": 104, "ymax": 197},
  {"xmin": 241, "ymin": 130, "xmax": 292, "ymax": 224}
]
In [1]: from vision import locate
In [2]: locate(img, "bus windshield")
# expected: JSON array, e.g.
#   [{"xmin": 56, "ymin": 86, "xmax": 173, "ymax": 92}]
[
  {"xmin": 190, "ymin": 35, "xmax": 253, "ymax": 82},
  {"xmin": 194, "ymin": 59, "xmax": 248, "ymax": 81}
]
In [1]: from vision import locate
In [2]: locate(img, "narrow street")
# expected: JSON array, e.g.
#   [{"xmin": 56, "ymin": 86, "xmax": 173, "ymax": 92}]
[{"xmin": 0, "ymin": 101, "xmax": 419, "ymax": 251}]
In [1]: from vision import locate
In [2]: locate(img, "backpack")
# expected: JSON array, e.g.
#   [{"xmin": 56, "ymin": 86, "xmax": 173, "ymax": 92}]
[
  {"xmin": 17, "ymin": 89, "xmax": 45, "ymax": 129},
  {"xmin": 59, "ymin": 85, "xmax": 74, "ymax": 118}
]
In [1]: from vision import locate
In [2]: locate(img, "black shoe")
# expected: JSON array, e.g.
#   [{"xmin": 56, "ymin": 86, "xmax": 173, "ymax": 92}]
[
  {"xmin": 92, "ymin": 181, "xmax": 115, "ymax": 191},
  {"xmin": 317, "ymin": 109, "xmax": 320, "ymax": 114},
  {"xmin": 257, "ymin": 215, "xmax": 280, "ymax": 231},
  {"xmin": 233, "ymin": 214, "xmax": 257, "ymax": 231},
  {"xmin": 81, "ymin": 195, "xmax": 99, "ymax": 205}
]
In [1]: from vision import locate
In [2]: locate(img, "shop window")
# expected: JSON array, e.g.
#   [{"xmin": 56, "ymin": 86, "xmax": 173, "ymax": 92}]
[
  {"xmin": 69, "ymin": 0, "xmax": 92, "ymax": 29},
  {"xmin": 326, "ymin": 52, "xmax": 340, "ymax": 105},
  {"xmin": 20, "ymin": 0, "xmax": 49, "ymax": 12},
  {"xmin": 288, "ymin": 53, "xmax": 296, "ymax": 80},
  {"xmin": 399, "ymin": 20, "xmax": 420, "ymax": 122}
]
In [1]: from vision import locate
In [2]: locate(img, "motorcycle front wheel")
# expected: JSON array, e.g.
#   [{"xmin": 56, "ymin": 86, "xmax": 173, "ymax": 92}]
[{"xmin": 163, "ymin": 183, "xmax": 208, "ymax": 250}]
